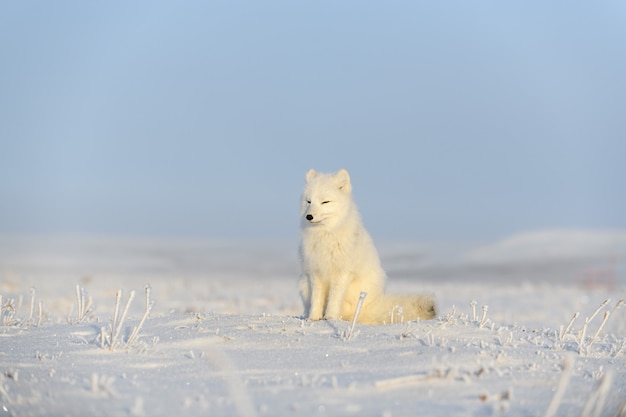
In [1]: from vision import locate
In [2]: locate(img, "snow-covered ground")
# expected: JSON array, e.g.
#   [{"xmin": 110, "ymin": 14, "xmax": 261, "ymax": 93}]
[{"xmin": 1, "ymin": 230, "xmax": 625, "ymax": 417}]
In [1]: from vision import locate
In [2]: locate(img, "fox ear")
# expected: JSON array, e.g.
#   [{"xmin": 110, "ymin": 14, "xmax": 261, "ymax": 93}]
[
  {"xmin": 306, "ymin": 169, "xmax": 319, "ymax": 182},
  {"xmin": 334, "ymin": 168, "xmax": 352, "ymax": 192}
]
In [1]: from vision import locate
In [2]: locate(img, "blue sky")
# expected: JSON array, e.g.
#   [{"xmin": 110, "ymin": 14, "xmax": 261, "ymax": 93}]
[{"xmin": 1, "ymin": 2, "xmax": 625, "ymax": 242}]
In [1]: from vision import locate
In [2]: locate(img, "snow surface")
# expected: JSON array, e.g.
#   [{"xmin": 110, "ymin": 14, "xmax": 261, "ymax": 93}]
[{"xmin": 1, "ymin": 231, "xmax": 625, "ymax": 417}]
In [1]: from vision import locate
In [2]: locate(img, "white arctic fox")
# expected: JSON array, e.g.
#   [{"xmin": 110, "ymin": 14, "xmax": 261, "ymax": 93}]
[{"xmin": 298, "ymin": 168, "xmax": 436, "ymax": 325}]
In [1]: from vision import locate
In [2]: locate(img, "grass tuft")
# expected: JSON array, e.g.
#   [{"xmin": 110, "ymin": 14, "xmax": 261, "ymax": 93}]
[{"xmin": 100, "ymin": 286, "xmax": 154, "ymax": 351}]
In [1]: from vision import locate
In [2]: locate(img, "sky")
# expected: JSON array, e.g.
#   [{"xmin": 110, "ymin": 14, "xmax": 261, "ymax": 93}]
[{"xmin": 1, "ymin": 2, "xmax": 625, "ymax": 242}]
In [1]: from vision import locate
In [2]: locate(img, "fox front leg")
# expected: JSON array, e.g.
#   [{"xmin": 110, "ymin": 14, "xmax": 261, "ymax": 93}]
[
  {"xmin": 298, "ymin": 276, "xmax": 312, "ymax": 318},
  {"xmin": 307, "ymin": 276, "xmax": 327, "ymax": 321},
  {"xmin": 324, "ymin": 276, "xmax": 351, "ymax": 320}
]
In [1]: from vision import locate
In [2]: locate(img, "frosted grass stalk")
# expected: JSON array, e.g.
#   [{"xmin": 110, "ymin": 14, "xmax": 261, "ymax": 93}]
[
  {"xmin": 110, "ymin": 290, "xmax": 122, "ymax": 350},
  {"xmin": 375, "ymin": 374, "xmax": 426, "ymax": 389},
  {"xmin": 610, "ymin": 299, "xmax": 624, "ymax": 316},
  {"xmin": 1, "ymin": 298, "xmax": 17, "ymax": 326},
  {"xmin": 544, "ymin": 356, "xmax": 573, "ymax": 417},
  {"xmin": 345, "ymin": 292, "xmax": 367, "ymax": 341},
  {"xmin": 145, "ymin": 285, "xmax": 151, "ymax": 311},
  {"xmin": 28, "ymin": 288, "xmax": 35, "ymax": 323},
  {"xmin": 470, "ymin": 300, "xmax": 477, "ymax": 322},
  {"xmin": 126, "ymin": 287, "xmax": 153, "ymax": 347},
  {"xmin": 587, "ymin": 311, "xmax": 610, "ymax": 350},
  {"xmin": 479, "ymin": 305, "xmax": 488, "ymax": 328},
  {"xmin": 578, "ymin": 321, "xmax": 588, "ymax": 355},
  {"xmin": 581, "ymin": 370, "xmax": 613, "ymax": 417},
  {"xmin": 100, "ymin": 327, "xmax": 106, "ymax": 349},
  {"xmin": 578, "ymin": 299, "xmax": 610, "ymax": 354},
  {"xmin": 204, "ymin": 347, "xmax": 258, "ymax": 417},
  {"xmin": 83, "ymin": 296, "xmax": 92, "ymax": 320},
  {"xmin": 390, "ymin": 305, "xmax": 403, "ymax": 324},
  {"xmin": 126, "ymin": 301, "xmax": 153, "ymax": 348},
  {"xmin": 16, "ymin": 295, "xmax": 22, "ymax": 316},
  {"xmin": 37, "ymin": 302, "xmax": 43, "ymax": 327},
  {"xmin": 560, "ymin": 312, "xmax": 579, "ymax": 340},
  {"xmin": 111, "ymin": 290, "xmax": 135, "ymax": 350},
  {"xmin": 76, "ymin": 285, "xmax": 83, "ymax": 321},
  {"xmin": 587, "ymin": 299, "xmax": 610, "ymax": 325}
]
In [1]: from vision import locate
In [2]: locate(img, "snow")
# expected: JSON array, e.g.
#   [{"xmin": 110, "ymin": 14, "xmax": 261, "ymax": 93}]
[{"xmin": 1, "ymin": 231, "xmax": 625, "ymax": 417}]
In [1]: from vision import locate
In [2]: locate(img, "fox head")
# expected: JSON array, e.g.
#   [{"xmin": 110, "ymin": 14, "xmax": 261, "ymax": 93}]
[{"xmin": 301, "ymin": 168, "xmax": 353, "ymax": 229}]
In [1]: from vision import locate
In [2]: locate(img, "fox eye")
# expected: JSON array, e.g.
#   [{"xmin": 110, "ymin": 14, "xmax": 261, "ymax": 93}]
[
  {"xmin": 306, "ymin": 200, "xmax": 311, "ymax": 204},
  {"xmin": 321, "ymin": 201, "xmax": 331, "ymax": 204}
]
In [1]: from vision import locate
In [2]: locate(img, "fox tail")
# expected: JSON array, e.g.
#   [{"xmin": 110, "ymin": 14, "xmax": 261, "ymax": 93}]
[{"xmin": 355, "ymin": 293, "xmax": 436, "ymax": 325}]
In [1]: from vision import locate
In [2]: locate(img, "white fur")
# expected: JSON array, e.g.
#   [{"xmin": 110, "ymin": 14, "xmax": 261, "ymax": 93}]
[{"xmin": 298, "ymin": 168, "xmax": 436, "ymax": 325}]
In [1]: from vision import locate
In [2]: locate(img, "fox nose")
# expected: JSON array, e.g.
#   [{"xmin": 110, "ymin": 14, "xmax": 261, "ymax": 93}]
[{"xmin": 306, "ymin": 214, "xmax": 314, "ymax": 221}]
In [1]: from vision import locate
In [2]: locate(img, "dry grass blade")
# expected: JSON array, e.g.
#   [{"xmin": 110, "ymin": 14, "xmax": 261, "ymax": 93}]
[
  {"xmin": 560, "ymin": 312, "xmax": 579, "ymax": 340},
  {"xmin": 110, "ymin": 290, "xmax": 122, "ymax": 349},
  {"xmin": 586, "ymin": 311, "xmax": 610, "ymax": 350},
  {"xmin": 126, "ymin": 300, "xmax": 153, "ymax": 348},
  {"xmin": 587, "ymin": 299, "xmax": 610, "ymax": 325},
  {"xmin": 343, "ymin": 292, "xmax": 367, "ymax": 341},
  {"xmin": 544, "ymin": 356, "xmax": 573, "ymax": 417},
  {"xmin": 110, "ymin": 290, "xmax": 135, "ymax": 350},
  {"xmin": 581, "ymin": 370, "xmax": 613, "ymax": 417}
]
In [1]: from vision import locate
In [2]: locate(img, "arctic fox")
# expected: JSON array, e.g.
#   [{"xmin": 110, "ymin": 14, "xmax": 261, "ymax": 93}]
[{"xmin": 298, "ymin": 168, "xmax": 436, "ymax": 325}]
